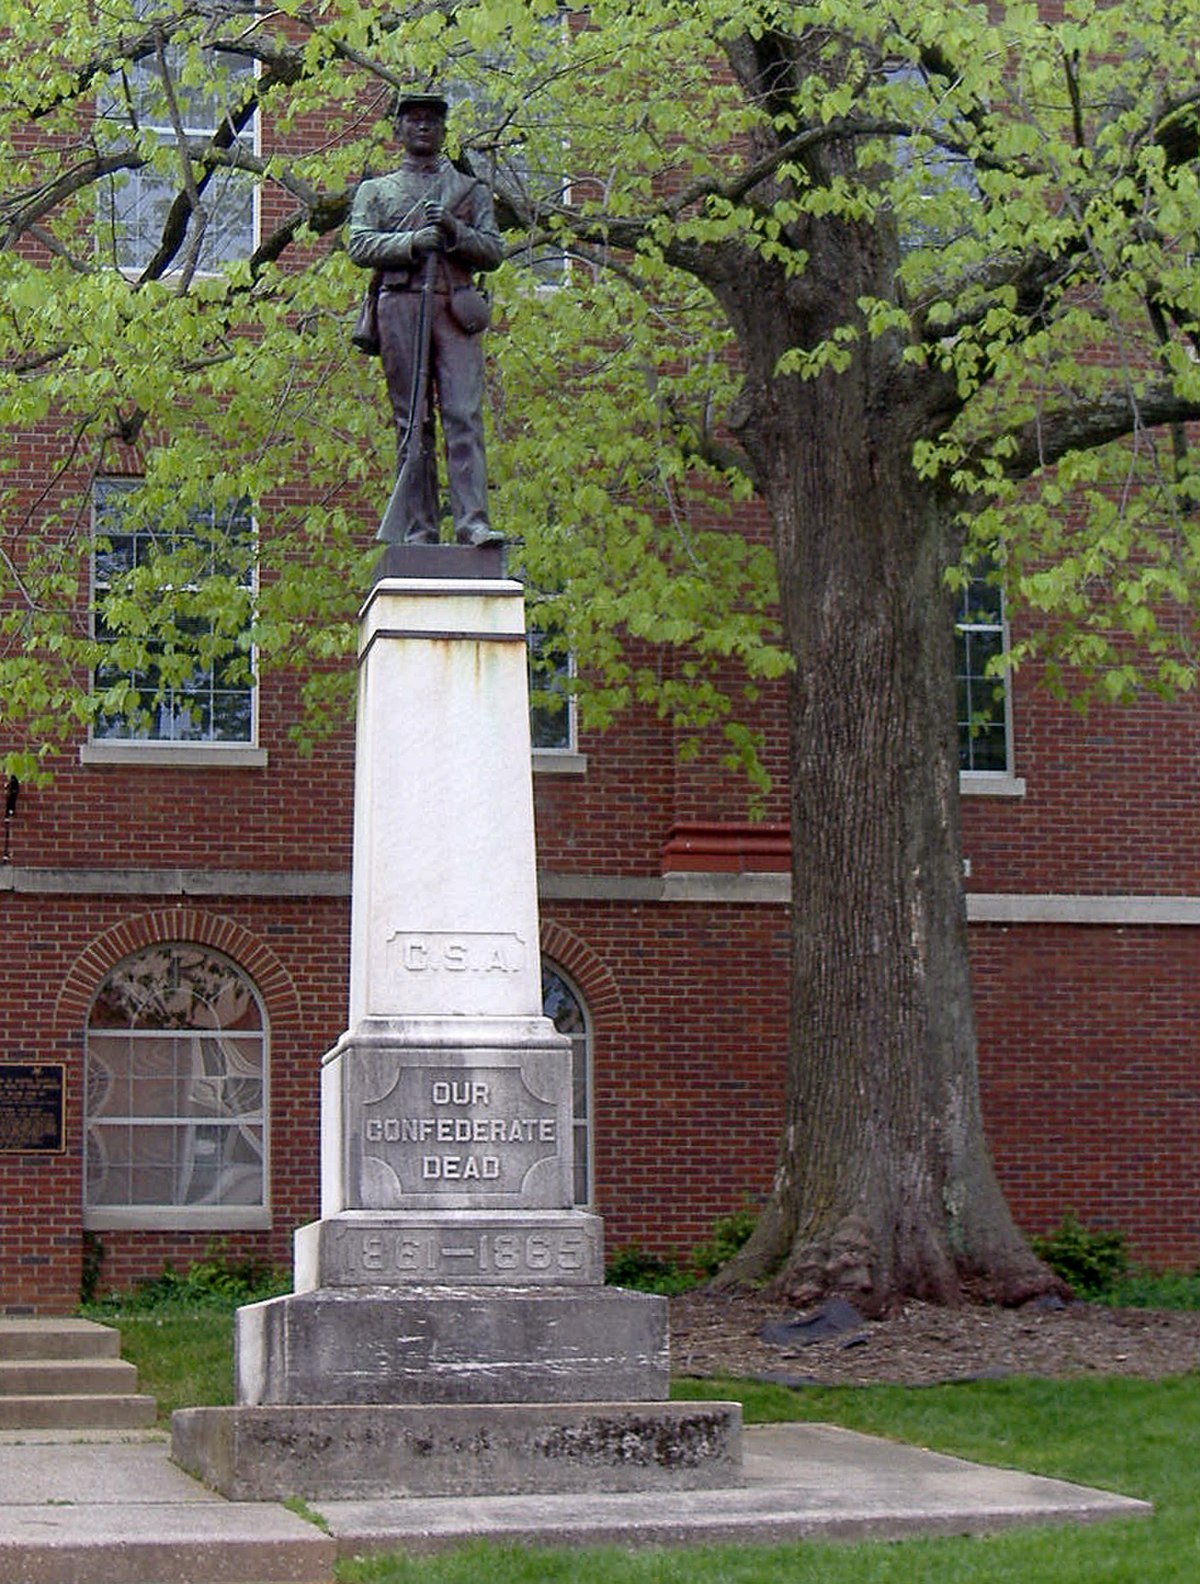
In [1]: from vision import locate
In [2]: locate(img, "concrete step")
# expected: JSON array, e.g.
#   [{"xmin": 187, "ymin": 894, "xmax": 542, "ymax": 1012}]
[
  {"xmin": 0, "ymin": 1320, "xmax": 120, "ymax": 1362},
  {"xmin": 0, "ymin": 1320, "xmax": 158, "ymax": 1431},
  {"xmin": 0, "ymin": 1419, "xmax": 1151, "ymax": 1584},
  {"xmin": 0, "ymin": 1359, "xmax": 140, "ymax": 1397},
  {"xmin": 0, "ymin": 1507, "xmax": 335, "ymax": 1584},
  {"xmin": 0, "ymin": 1394, "xmax": 157, "ymax": 1431}
]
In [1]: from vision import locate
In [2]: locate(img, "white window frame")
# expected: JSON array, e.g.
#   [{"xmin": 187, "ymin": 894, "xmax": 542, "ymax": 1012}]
[
  {"xmin": 542, "ymin": 963, "xmax": 592, "ymax": 1207},
  {"xmin": 957, "ymin": 570, "xmax": 1025, "ymax": 798},
  {"xmin": 82, "ymin": 477, "xmax": 265, "ymax": 767},
  {"xmin": 528, "ymin": 629, "xmax": 577, "ymax": 750},
  {"xmin": 528, "ymin": 624, "xmax": 587, "ymax": 775}
]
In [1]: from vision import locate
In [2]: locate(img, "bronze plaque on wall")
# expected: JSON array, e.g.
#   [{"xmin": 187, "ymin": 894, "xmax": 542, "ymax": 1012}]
[{"xmin": 0, "ymin": 1064, "xmax": 66, "ymax": 1154}]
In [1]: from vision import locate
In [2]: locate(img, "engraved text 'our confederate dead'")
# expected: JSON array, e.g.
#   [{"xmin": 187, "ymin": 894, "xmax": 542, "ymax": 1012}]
[{"xmin": 364, "ymin": 1077, "xmax": 556, "ymax": 1183}]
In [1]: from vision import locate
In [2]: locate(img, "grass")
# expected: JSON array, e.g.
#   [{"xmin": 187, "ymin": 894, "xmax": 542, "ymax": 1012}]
[
  {"xmin": 79, "ymin": 1246, "xmax": 287, "ymax": 1421},
  {"xmin": 82, "ymin": 1301, "xmax": 242, "ymax": 1420},
  {"xmin": 1103, "ymin": 1267, "xmax": 1200, "ymax": 1309}
]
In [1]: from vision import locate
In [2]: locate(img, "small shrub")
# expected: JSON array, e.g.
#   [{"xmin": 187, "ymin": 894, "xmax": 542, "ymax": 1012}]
[
  {"xmin": 1100, "ymin": 1266, "xmax": 1200, "ymax": 1310},
  {"xmin": 690, "ymin": 1206, "xmax": 758, "ymax": 1277},
  {"xmin": 604, "ymin": 1244, "xmax": 695, "ymax": 1295},
  {"xmin": 1032, "ymin": 1211, "xmax": 1129, "ymax": 1296},
  {"xmin": 85, "ymin": 1241, "xmax": 289, "ymax": 1314}
]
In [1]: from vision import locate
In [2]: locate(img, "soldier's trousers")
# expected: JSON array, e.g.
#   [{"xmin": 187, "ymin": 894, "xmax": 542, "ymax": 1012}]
[{"xmin": 377, "ymin": 286, "xmax": 491, "ymax": 542}]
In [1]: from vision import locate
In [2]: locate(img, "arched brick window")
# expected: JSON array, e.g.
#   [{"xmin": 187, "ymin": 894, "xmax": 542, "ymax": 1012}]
[
  {"xmin": 84, "ymin": 943, "xmax": 269, "ymax": 1230},
  {"xmin": 542, "ymin": 963, "xmax": 590, "ymax": 1207}
]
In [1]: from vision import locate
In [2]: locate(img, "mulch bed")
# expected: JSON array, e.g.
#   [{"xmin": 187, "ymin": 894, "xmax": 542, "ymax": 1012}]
[{"xmin": 668, "ymin": 1288, "xmax": 1200, "ymax": 1386}]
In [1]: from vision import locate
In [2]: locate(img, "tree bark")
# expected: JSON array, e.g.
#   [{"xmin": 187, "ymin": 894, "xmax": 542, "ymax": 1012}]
[{"xmin": 706, "ymin": 249, "xmax": 1055, "ymax": 1314}]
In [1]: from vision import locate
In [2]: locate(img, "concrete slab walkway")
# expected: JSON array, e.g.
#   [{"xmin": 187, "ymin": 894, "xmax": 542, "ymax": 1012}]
[
  {"xmin": 319, "ymin": 1420, "xmax": 1152, "ymax": 1556},
  {"xmin": 0, "ymin": 1429, "xmax": 335, "ymax": 1584},
  {"xmin": 0, "ymin": 1421, "xmax": 1151, "ymax": 1584}
]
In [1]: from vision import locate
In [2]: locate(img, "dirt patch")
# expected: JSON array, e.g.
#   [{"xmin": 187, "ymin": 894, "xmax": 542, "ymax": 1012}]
[{"xmin": 669, "ymin": 1288, "xmax": 1200, "ymax": 1386}]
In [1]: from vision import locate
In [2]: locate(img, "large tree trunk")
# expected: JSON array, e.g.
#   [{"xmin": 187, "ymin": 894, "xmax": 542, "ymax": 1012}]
[{"xmin": 707, "ymin": 256, "xmax": 1054, "ymax": 1314}]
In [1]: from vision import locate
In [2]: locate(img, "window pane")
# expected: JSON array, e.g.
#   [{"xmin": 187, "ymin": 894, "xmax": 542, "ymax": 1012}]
[
  {"xmin": 91, "ymin": 480, "xmax": 255, "ymax": 745},
  {"xmin": 528, "ymin": 627, "xmax": 574, "ymax": 751},
  {"xmin": 96, "ymin": 2, "xmax": 257, "ymax": 275},
  {"xmin": 181, "ymin": 1120, "xmax": 264, "ymax": 1205},
  {"xmin": 85, "ymin": 1131, "xmax": 129, "ymax": 1206},
  {"xmin": 105, "ymin": 161, "xmax": 258, "ymax": 274},
  {"xmin": 212, "ymin": 690, "xmax": 253, "ymax": 740},
  {"xmin": 968, "ymin": 722, "xmax": 1009, "ymax": 772}
]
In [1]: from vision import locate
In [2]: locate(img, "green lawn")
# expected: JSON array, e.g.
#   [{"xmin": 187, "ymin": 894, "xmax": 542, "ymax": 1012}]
[
  {"xmin": 86, "ymin": 1302, "xmax": 241, "ymax": 1419},
  {"xmin": 95, "ymin": 1299, "xmax": 1200, "ymax": 1584}
]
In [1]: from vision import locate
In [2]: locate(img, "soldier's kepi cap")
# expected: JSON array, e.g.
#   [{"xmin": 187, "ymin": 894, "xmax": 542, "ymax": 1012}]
[{"xmin": 394, "ymin": 90, "xmax": 449, "ymax": 118}]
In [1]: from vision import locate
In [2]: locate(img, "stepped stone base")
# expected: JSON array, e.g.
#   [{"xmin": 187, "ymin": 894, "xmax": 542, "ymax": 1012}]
[
  {"xmin": 234, "ymin": 1284, "xmax": 668, "ymax": 1406},
  {"xmin": 172, "ymin": 1400, "xmax": 743, "ymax": 1501},
  {"xmin": 166, "ymin": 570, "xmax": 744, "ymax": 1506}
]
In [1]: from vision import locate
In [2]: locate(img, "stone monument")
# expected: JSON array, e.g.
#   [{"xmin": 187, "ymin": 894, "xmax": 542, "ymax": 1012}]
[{"xmin": 172, "ymin": 545, "xmax": 741, "ymax": 1501}]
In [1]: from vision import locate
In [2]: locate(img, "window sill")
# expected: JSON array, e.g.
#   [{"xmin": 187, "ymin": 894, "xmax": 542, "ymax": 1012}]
[
  {"xmin": 533, "ymin": 750, "xmax": 588, "ymax": 776},
  {"xmin": 84, "ymin": 1206, "xmax": 271, "ymax": 1232},
  {"xmin": 80, "ymin": 742, "xmax": 268, "ymax": 769},
  {"xmin": 960, "ymin": 771, "xmax": 1026, "ymax": 798}
]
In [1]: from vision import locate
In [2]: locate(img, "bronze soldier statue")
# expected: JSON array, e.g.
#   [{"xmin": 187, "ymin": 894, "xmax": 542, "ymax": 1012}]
[{"xmin": 349, "ymin": 92, "xmax": 504, "ymax": 546}]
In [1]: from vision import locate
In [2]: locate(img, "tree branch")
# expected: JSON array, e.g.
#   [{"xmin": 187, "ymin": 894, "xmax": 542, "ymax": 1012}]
[
  {"xmin": 153, "ymin": 25, "xmax": 209, "ymax": 295},
  {"xmin": 249, "ymin": 190, "xmax": 352, "ymax": 273},
  {"xmin": 997, "ymin": 383, "xmax": 1200, "ymax": 479},
  {"xmin": 1, "ymin": 152, "xmax": 146, "ymax": 250}
]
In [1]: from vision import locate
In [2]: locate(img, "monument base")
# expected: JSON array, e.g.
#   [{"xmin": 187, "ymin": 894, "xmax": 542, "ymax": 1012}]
[
  {"xmin": 234, "ymin": 1284, "xmax": 668, "ymax": 1406},
  {"xmin": 171, "ymin": 1399, "xmax": 743, "ymax": 1500}
]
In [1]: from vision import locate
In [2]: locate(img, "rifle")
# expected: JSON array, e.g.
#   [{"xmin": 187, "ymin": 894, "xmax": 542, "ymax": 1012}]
[{"xmin": 377, "ymin": 246, "xmax": 438, "ymax": 544}]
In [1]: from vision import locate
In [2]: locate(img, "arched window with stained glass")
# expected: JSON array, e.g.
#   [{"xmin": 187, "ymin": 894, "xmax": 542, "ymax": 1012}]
[
  {"xmin": 85, "ymin": 943, "xmax": 268, "ymax": 1229},
  {"xmin": 542, "ymin": 963, "xmax": 590, "ymax": 1207}
]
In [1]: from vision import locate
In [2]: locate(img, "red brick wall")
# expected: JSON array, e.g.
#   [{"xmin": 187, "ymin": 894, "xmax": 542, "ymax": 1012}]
[
  {"xmin": 6, "ymin": 613, "xmax": 1200, "ymax": 1310},
  {"xmin": 6, "ymin": 870, "xmax": 1200, "ymax": 1308},
  {"xmin": 973, "ymin": 922, "xmax": 1200, "ymax": 1265},
  {"xmin": 542, "ymin": 902, "xmax": 790, "ymax": 1256},
  {"xmin": 6, "ymin": 678, "xmax": 355, "ymax": 878},
  {"xmin": 956, "ymin": 658, "xmax": 1200, "ymax": 1266},
  {"xmin": 962, "ymin": 666, "xmax": 1200, "ymax": 896}
]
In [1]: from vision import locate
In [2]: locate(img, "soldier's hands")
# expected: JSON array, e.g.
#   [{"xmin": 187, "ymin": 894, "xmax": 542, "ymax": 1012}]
[
  {"xmin": 412, "ymin": 225, "xmax": 443, "ymax": 256},
  {"xmin": 424, "ymin": 201, "xmax": 460, "ymax": 247}
]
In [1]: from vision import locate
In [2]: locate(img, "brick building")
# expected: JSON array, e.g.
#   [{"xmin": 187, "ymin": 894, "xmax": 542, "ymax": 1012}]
[
  {"xmin": 3, "ymin": 583, "xmax": 1200, "ymax": 1313},
  {"xmin": 3, "ymin": 9, "xmax": 1200, "ymax": 1316}
]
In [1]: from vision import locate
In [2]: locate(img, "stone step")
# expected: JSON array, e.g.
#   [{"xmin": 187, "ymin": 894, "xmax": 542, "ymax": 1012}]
[
  {"xmin": 0, "ymin": 1319, "xmax": 120, "ymax": 1362},
  {"xmin": 0, "ymin": 1358, "xmax": 140, "ymax": 1397},
  {"xmin": 0, "ymin": 1394, "xmax": 157, "ymax": 1431}
]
